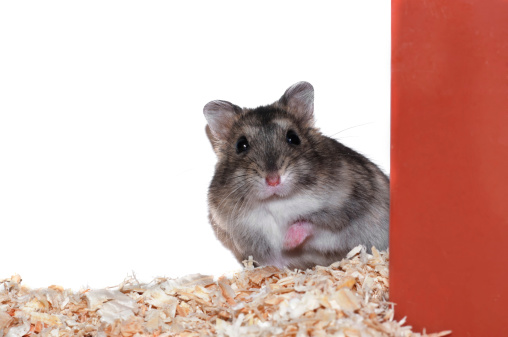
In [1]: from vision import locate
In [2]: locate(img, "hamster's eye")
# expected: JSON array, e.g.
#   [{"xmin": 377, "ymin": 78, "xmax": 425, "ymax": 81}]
[
  {"xmin": 286, "ymin": 130, "xmax": 301, "ymax": 145},
  {"xmin": 236, "ymin": 136, "xmax": 250, "ymax": 154}
]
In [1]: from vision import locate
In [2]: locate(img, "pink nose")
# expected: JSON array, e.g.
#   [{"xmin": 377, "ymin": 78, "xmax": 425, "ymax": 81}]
[{"xmin": 266, "ymin": 173, "xmax": 281, "ymax": 187}]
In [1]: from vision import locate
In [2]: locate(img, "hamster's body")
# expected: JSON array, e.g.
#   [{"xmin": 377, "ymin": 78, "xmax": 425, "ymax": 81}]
[{"xmin": 204, "ymin": 82, "xmax": 389, "ymax": 270}]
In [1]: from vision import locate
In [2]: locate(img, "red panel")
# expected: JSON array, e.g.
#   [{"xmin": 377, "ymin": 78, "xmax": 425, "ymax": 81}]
[{"xmin": 390, "ymin": 0, "xmax": 508, "ymax": 335}]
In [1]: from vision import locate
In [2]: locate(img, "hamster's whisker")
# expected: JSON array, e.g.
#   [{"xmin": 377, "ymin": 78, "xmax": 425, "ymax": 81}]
[
  {"xmin": 210, "ymin": 178, "xmax": 253, "ymax": 225},
  {"xmin": 228, "ymin": 188, "xmax": 250, "ymax": 227},
  {"xmin": 328, "ymin": 122, "xmax": 374, "ymax": 138},
  {"xmin": 210, "ymin": 176, "xmax": 255, "ymax": 226},
  {"xmin": 235, "ymin": 189, "xmax": 251, "ymax": 224},
  {"xmin": 331, "ymin": 135, "xmax": 360, "ymax": 141},
  {"xmin": 228, "ymin": 173, "xmax": 253, "ymax": 182},
  {"xmin": 227, "ymin": 198, "xmax": 240, "ymax": 227},
  {"xmin": 214, "ymin": 181, "xmax": 247, "ymax": 215}
]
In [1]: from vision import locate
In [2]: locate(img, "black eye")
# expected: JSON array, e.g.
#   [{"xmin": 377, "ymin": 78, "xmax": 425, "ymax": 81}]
[
  {"xmin": 236, "ymin": 136, "xmax": 250, "ymax": 154},
  {"xmin": 286, "ymin": 130, "xmax": 301, "ymax": 145}
]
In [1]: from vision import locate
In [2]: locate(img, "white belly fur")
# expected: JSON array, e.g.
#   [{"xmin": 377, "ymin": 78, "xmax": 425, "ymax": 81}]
[{"xmin": 239, "ymin": 193, "xmax": 346, "ymax": 267}]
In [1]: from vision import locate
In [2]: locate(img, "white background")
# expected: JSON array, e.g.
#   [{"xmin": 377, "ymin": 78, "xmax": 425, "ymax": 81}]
[{"xmin": 0, "ymin": 1, "xmax": 390, "ymax": 290}]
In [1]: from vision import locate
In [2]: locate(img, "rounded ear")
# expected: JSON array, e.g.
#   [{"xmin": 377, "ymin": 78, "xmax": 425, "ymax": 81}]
[
  {"xmin": 203, "ymin": 100, "xmax": 242, "ymax": 140},
  {"xmin": 278, "ymin": 81, "xmax": 314, "ymax": 124},
  {"xmin": 205, "ymin": 125, "xmax": 220, "ymax": 155}
]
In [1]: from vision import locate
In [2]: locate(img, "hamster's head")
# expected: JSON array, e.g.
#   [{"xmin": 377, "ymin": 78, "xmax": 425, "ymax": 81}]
[{"xmin": 204, "ymin": 82, "xmax": 322, "ymax": 202}]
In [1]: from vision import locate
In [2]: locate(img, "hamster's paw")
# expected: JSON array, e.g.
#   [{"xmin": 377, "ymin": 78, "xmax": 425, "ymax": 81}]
[{"xmin": 283, "ymin": 221, "xmax": 313, "ymax": 250}]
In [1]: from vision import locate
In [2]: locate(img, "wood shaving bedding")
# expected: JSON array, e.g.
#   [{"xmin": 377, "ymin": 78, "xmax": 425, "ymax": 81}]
[{"xmin": 0, "ymin": 246, "xmax": 451, "ymax": 337}]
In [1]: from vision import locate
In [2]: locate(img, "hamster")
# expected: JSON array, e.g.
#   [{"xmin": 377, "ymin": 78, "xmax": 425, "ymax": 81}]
[{"xmin": 203, "ymin": 81, "xmax": 389, "ymax": 270}]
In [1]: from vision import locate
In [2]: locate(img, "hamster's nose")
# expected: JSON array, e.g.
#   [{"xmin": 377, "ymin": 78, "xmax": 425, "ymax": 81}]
[{"xmin": 265, "ymin": 173, "xmax": 281, "ymax": 187}]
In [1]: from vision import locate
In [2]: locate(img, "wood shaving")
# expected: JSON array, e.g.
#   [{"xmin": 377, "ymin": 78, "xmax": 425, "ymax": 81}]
[{"xmin": 0, "ymin": 245, "xmax": 451, "ymax": 336}]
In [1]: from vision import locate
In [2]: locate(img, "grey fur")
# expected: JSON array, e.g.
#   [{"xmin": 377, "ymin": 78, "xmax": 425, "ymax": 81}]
[{"xmin": 203, "ymin": 81, "xmax": 390, "ymax": 270}]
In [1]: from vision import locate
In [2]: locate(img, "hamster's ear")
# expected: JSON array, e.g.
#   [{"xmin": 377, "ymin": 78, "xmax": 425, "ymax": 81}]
[
  {"xmin": 205, "ymin": 125, "xmax": 221, "ymax": 155},
  {"xmin": 278, "ymin": 81, "xmax": 314, "ymax": 124},
  {"xmin": 203, "ymin": 100, "xmax": 242, "ymax": 140}
]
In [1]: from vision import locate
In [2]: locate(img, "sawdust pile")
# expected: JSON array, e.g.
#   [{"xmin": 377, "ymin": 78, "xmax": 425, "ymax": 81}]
[{"xmin": 0, "ymin": 246, "xmax": 451, "ymax": 337}]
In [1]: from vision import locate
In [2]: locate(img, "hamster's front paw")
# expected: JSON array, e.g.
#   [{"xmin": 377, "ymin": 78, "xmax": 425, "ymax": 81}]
[{"xmin": 283, "ymin": 221, "xmax": 313, "ymax": 250}]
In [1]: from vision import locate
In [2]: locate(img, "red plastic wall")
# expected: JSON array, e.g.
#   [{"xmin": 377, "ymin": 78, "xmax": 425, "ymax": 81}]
[{"xmin": 390, "ymin": 0, "xmax": 508, "ymax": 335}]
